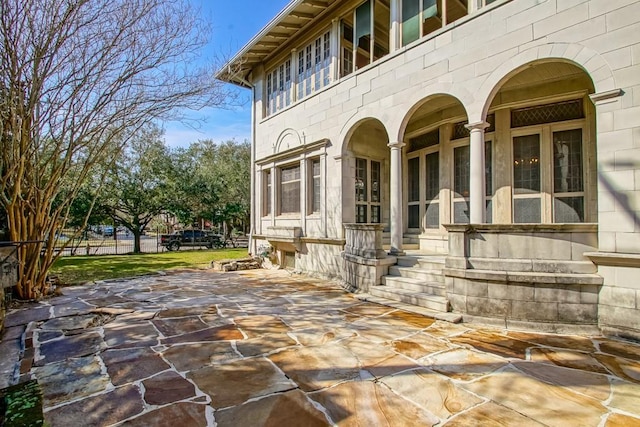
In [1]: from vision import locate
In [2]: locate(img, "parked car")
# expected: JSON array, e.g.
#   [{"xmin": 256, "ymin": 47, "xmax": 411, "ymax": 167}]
[{"xmin": 160, "ymin": 230, "xmax": 224, "ymax": 251}]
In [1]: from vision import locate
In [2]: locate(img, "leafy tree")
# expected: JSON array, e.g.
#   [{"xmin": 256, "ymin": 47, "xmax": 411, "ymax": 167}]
[
  {"xmin": 100, "ymin": 123, "xmax": 172, "ymax": 253},
  {"xmin": 0, "ymin": 0, "xmax": 233, "ymax": 299}
]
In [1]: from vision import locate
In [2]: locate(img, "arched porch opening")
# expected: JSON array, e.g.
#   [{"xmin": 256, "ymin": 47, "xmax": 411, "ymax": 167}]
[
  {"xmin": 484, "ymin": 60, "xmax": 597, "ymax": 225},
  {"xmin": 342, "ymin": 118, "xmax": 391, "ymax": 228},
  {"xmin": 400, "ymin": 94, "xmax": 468, "ymax": 252}
]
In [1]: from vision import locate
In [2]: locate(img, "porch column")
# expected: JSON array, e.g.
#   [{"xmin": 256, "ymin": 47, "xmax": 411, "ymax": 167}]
[
  {"xmin": 388, "ymin": 141, "xmax": 405, "ymax": 255},
  {"xmin": 466, "ymin": 121, "xmax": 489, "ymax": 224}
]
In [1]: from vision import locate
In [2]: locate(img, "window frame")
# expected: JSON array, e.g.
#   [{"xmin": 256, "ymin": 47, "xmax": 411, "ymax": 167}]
[
  {"xmin": 263, "ymin": 169, "xmax": 272, "ymax": 217},
  {"xmin": 355, "ymin": 156, "xmax": 383, "ymax": 224},
  {"xmin": 279, "ymin": 163, "xmax": 302, "ymax": 215},
  {"xmin": 308, "ymin": 157, "xmax": 322, "ymax": 215},
  {"xmin": 510, "ymin": 119, "xmax": 587, "ymax": 224}
]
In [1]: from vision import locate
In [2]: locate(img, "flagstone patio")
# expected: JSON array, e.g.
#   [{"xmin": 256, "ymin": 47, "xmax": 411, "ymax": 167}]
[{"xmin": 1, "ymin": 269, "xmax": 639, "ymax": 426}]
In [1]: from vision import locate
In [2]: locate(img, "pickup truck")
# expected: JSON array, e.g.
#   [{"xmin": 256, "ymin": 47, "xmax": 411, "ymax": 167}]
[{"xmin": 160, "ymin": 230, "xmax": 225, "ymax": 251}]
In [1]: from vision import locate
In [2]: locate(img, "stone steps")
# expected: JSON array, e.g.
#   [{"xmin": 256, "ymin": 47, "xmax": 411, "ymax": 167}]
[
  {"xmin": 369, "ymin": 286, "xmax": 450, "ymax": 312},
  {"xmin": 375, "ymin": 254, "xmax": 451, "ymax": 313}
]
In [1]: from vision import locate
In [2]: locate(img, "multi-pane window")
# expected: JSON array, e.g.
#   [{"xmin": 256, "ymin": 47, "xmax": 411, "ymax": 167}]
[
  {"xmin": 341, "ymin": 0, "xmax": 390, "ymax": 77},
  {"xmin": 266, "ymin": 59, "xmax": 292, "ymax": 116},
  {"xmin": 402, "ymin": 0, "xmax": 468, "ymax": 46},
  {"xmin": 407, "ymin": 157, "xmax": 420, "ymax": 228},
  {"xmin": 553, "ymin": 129, "xmax": 584, "ymax": 222},
  {"xmin": 297, "ymin": 31, "xmax": 331, "ymax": 100},
  {"xmin": 452, "ymin": 142, "xmax": 493, "ymax": 224},
  {"xmin": 264, "ymin": 170, "xmax": 272, "ymax": 217},
  {"xmin": 511, "ymin": 99, "xmax": 586, "ymax": 224},
  {"xmin": 280, "ymin": 165, "xmax": 301, "ymax": 214},
  {"xmin": 355, "ymin": 158, "xmax": 381, "ymax": 223},
  {"xmin": 513, "ymin": 134, "xmax": 541, "ymax": 223},
  {"xmin": 425, "ymin": 152, "xmax": 440, "ymax": 229},
  {"xmin": 266, "ymin": 31, "xmax": 330, "ymax": 117},
  {"xmin": 310, "ymin": 159, "xmax": 321, "ymax": 213}
]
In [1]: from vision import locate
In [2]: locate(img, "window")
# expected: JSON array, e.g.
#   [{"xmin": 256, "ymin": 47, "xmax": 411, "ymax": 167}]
[
  {"xmin": 451, "ymin": 141, "xmax": 493, "ymax": 224},
  {"xmin": 310, "ymin": 158, "xmax": 321, "ymax": 213},
  {"xmin": 264, "ymin": 169, "xmax": 272, "ymax": 217},
  {"xmin": 280, "ymin": 165, "xmax": 301, "ymax": 214},
  {"xmin": 401, "ymin": 0, "xmax": 468, "ymax": 46},
  {"xmin": 297, "ymin": 31, "xmax": 331, "ymax": 100},
  {"xmin": 355, "ymin": 158, "xmax": 381, "ymax": 223},
  {"xmin": 407, "ymin": 156, "xmax": 420, "ymax": 228},
  {"xmin": 341, "ymin": 0, "xmax": 390, "ymax": 77},
  {"xmin": 266, "ymin": 59, "xmax": 292, "ymax": 116},
  {"xmin": 424, "ymin": 151, "xmax": 440, "ymax": 228},
  {"xmin": 553, "ymin": 129, "xmax": 584, "ymax": 222},
  {"xmin": 510, "ymin": 100, "xmax": 586, "ymax": 223}
]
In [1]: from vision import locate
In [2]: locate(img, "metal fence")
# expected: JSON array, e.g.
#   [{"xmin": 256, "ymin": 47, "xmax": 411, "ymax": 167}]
[{"xmin": 52, "ymin": 230, "xmax": 248, "ymax": 257}]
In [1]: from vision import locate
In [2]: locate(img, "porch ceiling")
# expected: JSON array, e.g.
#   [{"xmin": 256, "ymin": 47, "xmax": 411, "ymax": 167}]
[{"xmin": 215, "ymin": 0, "xmax": 342, "ymax": 88}]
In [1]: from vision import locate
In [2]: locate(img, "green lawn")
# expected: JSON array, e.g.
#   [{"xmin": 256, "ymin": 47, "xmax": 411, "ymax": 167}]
[{"xmin": 51, "ymin": 248, "xmax": 249, "ymax": 285}]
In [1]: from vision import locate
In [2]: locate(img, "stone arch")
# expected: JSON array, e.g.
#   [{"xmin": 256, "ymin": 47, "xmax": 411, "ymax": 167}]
[
  {"xmin": 339, "ymin": 113, "xmax": 391, "ymax": 157},
  {"xmin": 475, "ymin": 43, "xmax": 614, "ymax": 122},
  {"xmin": 273, "ymin": 128, "xmax": 302, "ymax": 154},
  {"xmin": 396, "ymin": 91, "xmax": 470, "ymax": 143}
]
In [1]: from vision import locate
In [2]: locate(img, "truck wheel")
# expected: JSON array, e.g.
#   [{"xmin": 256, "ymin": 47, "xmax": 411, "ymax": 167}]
[{"xmin": 168, "ymin": 242, "xmax": 180, "ymax": 251}]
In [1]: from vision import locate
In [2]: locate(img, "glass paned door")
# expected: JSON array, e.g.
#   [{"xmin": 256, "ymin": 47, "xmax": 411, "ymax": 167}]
[
  {"xmin": 513, "ymin": 134, "xmax": 541, "ymax": 223},
  {"xmin": 425, "ymin": 152, "xmax": 440, "ymax": 228},
  {"xmin": 356, "ymin": 157, "xmax": 381, "ymax": 223},
  {"xmin": 553, "ymin": 129, "xmax": 584, "ymax": 222}
]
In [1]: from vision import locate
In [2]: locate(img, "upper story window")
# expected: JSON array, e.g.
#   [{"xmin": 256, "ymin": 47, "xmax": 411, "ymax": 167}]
[
  {"xmin": 402, "ymin": 0, "xmax": 468, "ymax": 46},
  {"xmin": 298, "ymin": 32, "xmax": 331, "ymax": 99},
  {"xmin": 266, "ymin": 59, "xmax": 292, "ymax": 117},
  {"xmin": 341, "ymin": 0, "xmax": 390, "ymax": 77},
  {"xmin": 265, "ymin": 31, "xmax": 330, "ymax": 117}
]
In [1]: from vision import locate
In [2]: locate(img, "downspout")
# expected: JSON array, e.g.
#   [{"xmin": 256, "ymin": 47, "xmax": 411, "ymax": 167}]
[{"xmin": 233, "ymin": 69, "xmax": 257, "ymax": 257}]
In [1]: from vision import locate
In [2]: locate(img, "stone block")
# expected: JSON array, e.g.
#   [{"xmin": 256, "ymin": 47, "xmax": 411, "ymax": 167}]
[
  {"xmin": 558, "ymin": 302, "xmax": 598, "ymax": 323},
  {"xmin": 506, "ymin": 283, "xmax": 535, "ymax": 301},
  {"xmin": 453, "ymin": 277, "xmax": 468, "ymax": 295},
  {"xmin": 487, "ymin": 283, "xmax": 509, "ymax": 300},
  {"xmin": 511, "ymin": 301, "xmax": 558, "ymax": 322},
  {"xmin": 599, "ymin": 305, "xmax": 640, "ymax": 331},
  {"xmin": 533, "ymin": 2, "xmax": 589, "ymax": 39},
  {"xmin": 466, "ymin": 281, "xmax": 489, "ymax": 298},
  {"xmin": 616, "ymin": 232, "xmax": 640, "ymax": 254},
  {"xmin": 448, "ymin": 294, "xmax": 467, "ymax": 313},
  {"xmin": 615, "ymin": 265, "xmax": 640, "ymax": 290},
  {"xmin": 534, "ymin": 285, "xmax": 581, "ymax": 304},
  {"xmin": 466, "ymin": 296, "xmax": 510, "ymax": 318},
  {"xmin": 600, "ymin": 285, "xmax": 636, "ymax": 308},
  {"xmin": 580, "ymin": 284, "xmax": 600, "ymax": 304},
  {"xmin": 468, "ymin": 232, "xmax": 499, "ymax": 258}
]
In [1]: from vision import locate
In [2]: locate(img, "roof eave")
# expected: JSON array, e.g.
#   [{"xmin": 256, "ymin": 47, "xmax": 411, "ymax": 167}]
[{"xmin": 215, "ymin": 0, "xmax": 304, "ymax": 86}]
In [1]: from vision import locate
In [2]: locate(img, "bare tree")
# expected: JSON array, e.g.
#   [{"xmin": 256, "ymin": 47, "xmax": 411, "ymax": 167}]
[{"xmin": 0, "ymin": 0, "xmax": 233, "ymax": 299}]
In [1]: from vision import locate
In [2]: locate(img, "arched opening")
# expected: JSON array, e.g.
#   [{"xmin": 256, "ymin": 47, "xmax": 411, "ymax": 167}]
[
  {"xmin": 401, "ymin": 94, "xmax": 468, "ymax": 250},
  {"xmin": 485, "ymin": 60, "xmax": 596, "ymax": 224},
  {"xmin": 343, "ymin": 118, "xmax": 390, "ymax": 226}
]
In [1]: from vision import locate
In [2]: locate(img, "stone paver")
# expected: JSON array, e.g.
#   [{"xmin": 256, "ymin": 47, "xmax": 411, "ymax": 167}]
[{"xmin": 0, "ymin": 269, "xmax": 638, "ymax": 426}]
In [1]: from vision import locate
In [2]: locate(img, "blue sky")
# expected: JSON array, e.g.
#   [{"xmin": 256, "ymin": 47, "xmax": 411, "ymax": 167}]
[{"xmin": 162, "ymin": 0, "xmax": 291, "ymax": 147}]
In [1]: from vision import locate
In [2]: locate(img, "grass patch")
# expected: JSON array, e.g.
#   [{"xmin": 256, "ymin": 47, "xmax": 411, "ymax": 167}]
[{"xmin": 51, "ymin": 248, "xmax": 249, "ymax": 285}]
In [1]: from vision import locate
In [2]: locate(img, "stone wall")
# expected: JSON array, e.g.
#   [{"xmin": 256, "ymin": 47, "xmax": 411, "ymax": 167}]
[
  {"xmin": 341, "ymin": 224, "xmax": 396, "ymax": 292},
  {"xmin": 0, "ymin": 249, "xmax": 18, "ymax": 330},
  {"xmin": 444, "ymin": 224, "xmax": 603, "ymax": 333}
]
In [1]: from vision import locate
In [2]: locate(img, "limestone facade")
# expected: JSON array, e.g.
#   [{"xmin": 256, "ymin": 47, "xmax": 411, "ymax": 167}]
[{"xmin": 218, "ymin": 0, "xmax": 640, "ymax": 338}]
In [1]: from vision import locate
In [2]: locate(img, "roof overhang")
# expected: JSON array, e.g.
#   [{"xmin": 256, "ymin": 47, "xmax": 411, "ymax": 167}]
[{"xmin": 215, "ymin": 0, "xmax": 338, "ymax": 88}]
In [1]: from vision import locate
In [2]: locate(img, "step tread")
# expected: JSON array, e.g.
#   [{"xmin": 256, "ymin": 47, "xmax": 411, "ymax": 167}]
[
  {"xmin": 371, "ymin": 286, "xmax": 449, "ymax": 301},
  {"xmin": 383, "ymin": 275, "xmax": 446, "ymax": 287},
  {"xmin": 354, "ymin": 293, "xmax": 462, "ymax": 323}
]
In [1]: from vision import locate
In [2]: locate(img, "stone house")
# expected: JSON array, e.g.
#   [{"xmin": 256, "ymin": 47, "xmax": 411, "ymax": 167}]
[{"xmin": 217, "ymin": 0, "xmax": 640, "ymax": 339}]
